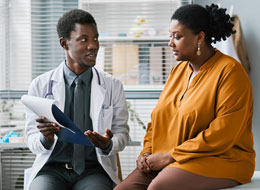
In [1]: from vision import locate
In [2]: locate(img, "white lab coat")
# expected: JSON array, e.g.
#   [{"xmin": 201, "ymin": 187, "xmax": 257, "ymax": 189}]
[{"xmin": 24, "ymin": 62, "xmax": 129, "ymax": 190}]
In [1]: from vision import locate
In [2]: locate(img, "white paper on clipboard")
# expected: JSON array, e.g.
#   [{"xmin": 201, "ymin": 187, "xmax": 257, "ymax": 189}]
[{"xmin": 21, "ymin": 95, "xmax": 93, "ymax": 146}]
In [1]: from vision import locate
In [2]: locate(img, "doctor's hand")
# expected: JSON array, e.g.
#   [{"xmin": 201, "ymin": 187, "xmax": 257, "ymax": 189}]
[
  {"xmin": 145, "ymin": 153, "xmax": 175, "ymax": 171},
  {"xmin": 36, "ymin": 116, "xmax": 60, "ymax": 141},
  {"xmin": 84, "ymin": 128, "xmax": 113, "ymax": 150},
  {"xmin": 137, "ymin": 152, "xmax": 151, "ymax": 173}
]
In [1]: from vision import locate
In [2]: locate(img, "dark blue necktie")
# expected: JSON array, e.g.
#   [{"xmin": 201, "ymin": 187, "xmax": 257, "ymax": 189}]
[{"xmin": 73, "ymin": 77, "xmax": 85, "ymax": 175}]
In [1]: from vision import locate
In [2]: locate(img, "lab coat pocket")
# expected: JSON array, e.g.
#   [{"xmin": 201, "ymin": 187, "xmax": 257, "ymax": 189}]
[{"xmin": 101, "ymin": 106, "xmax": 113, "ymax": 130}]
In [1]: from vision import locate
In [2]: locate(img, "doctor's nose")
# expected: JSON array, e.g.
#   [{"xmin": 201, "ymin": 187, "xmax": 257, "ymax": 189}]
[{"xmin": 87, "ymin": 40, "xmax": 99, "ymax": 50}]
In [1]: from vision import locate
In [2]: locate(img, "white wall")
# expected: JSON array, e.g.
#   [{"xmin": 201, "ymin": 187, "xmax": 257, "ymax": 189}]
[{"xmin": 195, "ymin": 0, "xmax": 260, "ymax": 170}]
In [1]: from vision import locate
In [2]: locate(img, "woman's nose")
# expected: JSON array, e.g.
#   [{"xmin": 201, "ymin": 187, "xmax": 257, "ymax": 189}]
[{"xmin": 168, "ymin": 38, "xmax": 175, "ymax": 47}]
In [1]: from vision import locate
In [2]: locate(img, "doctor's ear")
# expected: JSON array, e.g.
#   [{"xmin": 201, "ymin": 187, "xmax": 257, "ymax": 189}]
[{"xmin": 59, "ymin": 37, "xmax": 69, "ymax": 50}]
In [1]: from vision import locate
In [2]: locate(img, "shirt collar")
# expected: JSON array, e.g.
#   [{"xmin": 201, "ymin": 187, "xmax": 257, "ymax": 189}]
[
  {"xmin": 186, "ymin": 49, "xmax": 222, "ymax": 73},
  {"xmin": 199, "ymin": 49, "xmax": 222, "ymax": 71},
  {"xmin": 63, "ymin": 61, "xmax": 93, "ymax": 86}
]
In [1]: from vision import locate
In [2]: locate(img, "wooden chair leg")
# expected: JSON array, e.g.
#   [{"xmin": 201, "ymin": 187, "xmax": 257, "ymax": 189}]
[{"xmin": 117, "ymin": 153, "xmax": 123, "ymax": 181}]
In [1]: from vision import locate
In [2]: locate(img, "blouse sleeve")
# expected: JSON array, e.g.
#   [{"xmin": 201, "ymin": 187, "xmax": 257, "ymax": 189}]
[
  {"xmin": 170, "ymin": 63, "xmax": 253, "ymax": 163},
  {"xmin": 140, "ymin": 122, "xmax": 153, "ymax": 156}
]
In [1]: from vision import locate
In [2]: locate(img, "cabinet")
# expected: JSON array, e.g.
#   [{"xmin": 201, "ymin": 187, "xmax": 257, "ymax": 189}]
[
  {"xmin": 0, "ymin": 143, "xmax": 35, "ymax": 190},
  {"xmin": 97, "ymin": 38, "xmax": 177, "ymax": 87}
]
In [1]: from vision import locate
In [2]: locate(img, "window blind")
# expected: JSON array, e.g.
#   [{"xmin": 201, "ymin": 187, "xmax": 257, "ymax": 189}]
[
  {"xmin": 0, "ymin": 0, "xmax": 78, "ymax": 137},
  {"xmin": 80, "ymin": 0, "xmax": 191, "ymax": 87},
  {"xmin": 0, "ymin": 0, "xmax": 191, "ymax": 135},
  {"xmin": 0, "ymin": 0, "xmax": 33, "ymax": 140},
  {"xmin": 1, "ymin": 147, "xmax": 35, "ymax": 190},
  {"xmin": 0, "ymin": 0, "xmax": 192, "ymax": 187},
  {"xmin": 0, "ymin": 0, "xmax": 31, "ymax": 91},
  {"xmin": 79, "ymin": 0, "xmax": 191, "ymax": 177},
  {"xmin": 120, "ymin": 98, "xmax": 158, "ymax": 178},
  {"xmin": 31, "ymin": 0, "xmax": 78, "ymax": 78},
  {"xmin": 1, "ymin": 2, "xmax": 79, "ymax": 189}
]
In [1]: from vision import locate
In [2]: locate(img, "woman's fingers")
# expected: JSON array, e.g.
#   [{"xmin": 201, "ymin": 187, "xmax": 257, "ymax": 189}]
[{"xmin": 137, "ymin": 155, "xmax": 151, "ymax": 173}]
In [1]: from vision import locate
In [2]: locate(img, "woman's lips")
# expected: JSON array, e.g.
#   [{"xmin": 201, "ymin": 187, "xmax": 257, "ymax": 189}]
[{"xmin": 172, "ymin": 50, "xmax": 178, "ymax": 56}]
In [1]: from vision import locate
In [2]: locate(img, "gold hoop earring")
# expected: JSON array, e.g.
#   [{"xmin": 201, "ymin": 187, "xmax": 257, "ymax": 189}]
[{"xmin": 197, "ymin": 42, "xmax": 201, "ymax": 56}]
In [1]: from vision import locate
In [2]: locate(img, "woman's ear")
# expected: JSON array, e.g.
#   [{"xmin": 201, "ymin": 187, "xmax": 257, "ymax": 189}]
[
  {"xmin": 59, "ymin": 37, "xmax": 68, "ymax": 50},
  {"xmin": 197, "ymin": 31, "xmax": 206, "ymax": 44}
]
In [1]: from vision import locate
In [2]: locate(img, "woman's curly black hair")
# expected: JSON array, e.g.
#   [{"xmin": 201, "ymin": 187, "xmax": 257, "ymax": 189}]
[
  {"xmin": 171, "ymin": 4, "xmax": 236, "ymax": 45},
  {"xmin": 57, "ymin": 9, "xmax": 96, "ymax": 40}
]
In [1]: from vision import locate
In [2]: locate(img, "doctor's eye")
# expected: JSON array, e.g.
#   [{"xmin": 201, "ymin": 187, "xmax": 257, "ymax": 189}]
[{"xmin": 81, "ymin": 38, "xmax": 87, "ymax": 42}]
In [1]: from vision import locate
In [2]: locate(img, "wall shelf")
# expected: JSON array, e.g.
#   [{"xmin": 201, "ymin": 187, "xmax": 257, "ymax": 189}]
[{"xmin": 99, "ymin": 36, "xmax": 169, "ymax": 41}]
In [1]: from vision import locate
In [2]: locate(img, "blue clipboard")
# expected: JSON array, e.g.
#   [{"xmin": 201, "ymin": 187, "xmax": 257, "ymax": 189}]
[{"xmin": 51, "ymin": 104, "xmax": 93, "ymax": 146}]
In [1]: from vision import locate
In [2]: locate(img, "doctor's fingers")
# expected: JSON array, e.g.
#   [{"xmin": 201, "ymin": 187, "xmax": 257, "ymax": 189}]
[
  {"xmin": 105, "ymin": 128, "xmax": 113, "ymax": 139},
  {"xmin": 85, "ymin": 133, "xmax": 111, "ymax": 149},
  {"xmin": 86, "ymin": 130, "xmax": 111, "ymax": 141},
  {"xmin": 40, "ymin": 130, "xmax": 55, "ymax": 138},
  {"xmin": 86, "ymin": 137, "xmax": 104, "ymax": 148},
  {"xmin": 36, "ymin": 116, "xmax": 50, "ymax": 123},
  {"xmin": 84, "ymin": 132, "xmax": 100, "ymax": 143},
  {"xmin": 37, "ymin": 123, "xmax": 60, "ymax": 132},
  {"xmin": 86, "ymin": 134, "xmax": 105, "ymax": 146}
]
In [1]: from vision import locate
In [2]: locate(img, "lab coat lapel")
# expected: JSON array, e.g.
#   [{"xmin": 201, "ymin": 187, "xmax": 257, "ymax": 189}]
[
  {"xmin": 90, "ymin": 68, "xmax": 106, "ymax": 131},
  {"xmin": 51, "ymin": 63, "xmax": 66, "ymax": 111}
]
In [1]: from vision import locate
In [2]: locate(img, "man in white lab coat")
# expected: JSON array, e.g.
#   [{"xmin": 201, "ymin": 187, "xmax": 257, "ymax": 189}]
[{"xmin": 24, "ymin": 9, "xmax": 129, "ymax": 190}]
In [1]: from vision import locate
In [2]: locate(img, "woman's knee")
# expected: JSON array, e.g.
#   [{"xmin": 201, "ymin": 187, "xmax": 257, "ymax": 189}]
[
  {"xmin": 115, "ymin": 168, "xmax": 155, "ymax": 190},
  {"xmin": 114, "ymin": 182, "xmax": 128, "ymax": 190},
  {"xmin": 147, "ymin": 181, "xmax": 162, "ymax": 190},
  {"xmin": 147, "ymin": 167, "xmax": 190, "ymax": 190},
  {"xmin": 148, "ymin": 178, "xmax": 180, "ymax": 190}
]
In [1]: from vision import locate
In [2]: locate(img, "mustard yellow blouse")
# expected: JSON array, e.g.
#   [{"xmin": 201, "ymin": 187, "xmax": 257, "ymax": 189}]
[{"xmin": 140, "ymin": 50, "xmax": 255, "ymax": 184}]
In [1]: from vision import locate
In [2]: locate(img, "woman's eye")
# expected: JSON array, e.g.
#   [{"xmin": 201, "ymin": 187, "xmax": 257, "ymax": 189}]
[
  {"xmin": 169, "ymin": 34, "xmax": 181, "ymax": 40},
  {"xmin": 94, "ymin": 37, "xmax": 98, "ymax": 41},
  {"xmin": 81, "ymin": 38, "xmax": 87, "ymax": 42},
  {"xmin": 174, "ymin": 35, "xmax": 181, "ymax": 40}
]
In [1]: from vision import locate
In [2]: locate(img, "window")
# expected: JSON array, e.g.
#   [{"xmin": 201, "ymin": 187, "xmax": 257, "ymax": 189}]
[
  {"xmin": 81, "ymin": 0, "xmax": 184, "ymax": 87},
  {"xmin": 0, "ymin": 0, "xmax": 191, "ymax": 183},
  {"xmin": 78, "ymin": 0, "xmax": 191, "ymax": 176},
  {"xmin": 0, "ymin": 0, "xmax": 78, "ymax": 137}
]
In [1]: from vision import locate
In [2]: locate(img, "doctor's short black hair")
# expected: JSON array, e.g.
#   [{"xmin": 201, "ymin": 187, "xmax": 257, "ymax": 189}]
[{"xmin": 56, "ymin": 9, "xmax": 96, "ymax": 39}]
